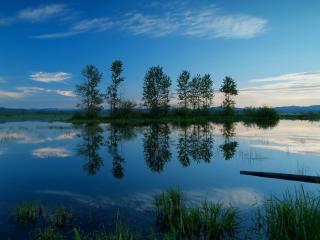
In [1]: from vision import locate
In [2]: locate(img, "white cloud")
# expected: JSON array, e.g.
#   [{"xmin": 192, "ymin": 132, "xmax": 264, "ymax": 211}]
[
  {"xmin": 32, "ymin": 147, "xmax": 71, "ymax": 158},
  {"xmin": 55, "ymin": 90, "xmax": 75, "ymax": 97},
  {"xmin": 18, "ymin": 4, "xmax": 68, "ymax": 22},
  {"xmin": 30, "ymin": 72, "xmax": 72, "ymax": 83},
  {"xmin": 33, "ymin": 4, "xmax": 267, "ymax": 39}
]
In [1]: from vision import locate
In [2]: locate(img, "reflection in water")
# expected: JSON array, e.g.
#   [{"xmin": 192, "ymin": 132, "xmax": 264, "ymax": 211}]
[
  {"xmin": 32, "ymin": 147, "xmax": 71, "ymax": 158},
  {"xmin": 220, "ymin": 122, "xmax": 238, "ymax": 160},
  {"xmin": 177, "ymin": 124, "xmax": 214, "ymax": 167},
  {"xmin": 78, "ymin": 124, "xmax": 104, "ymax": 175},
  {"xmin": 106, "ymin": 125, "xmax": 137, "ymax": 179},
  {"xmin": 143, "ymin": 124, "xmax": 171, "ymax": 172}
]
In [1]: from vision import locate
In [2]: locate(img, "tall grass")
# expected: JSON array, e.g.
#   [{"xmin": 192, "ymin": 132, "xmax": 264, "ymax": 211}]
[
  {"xmin": 154, "ymin": 189, "xmax": 240, "ymax": 239},
  {"xmin": 262, "ymin": 188, "xmax": 320, "ymax": 240},
  {"xmin": 15, "ymin": 201, "xmax": 43, "ymax": 228}
]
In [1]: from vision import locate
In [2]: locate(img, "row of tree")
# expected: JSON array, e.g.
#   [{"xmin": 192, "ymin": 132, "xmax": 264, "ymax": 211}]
[{"xmin": 76, "ymin": 61, "xmax": 239, "ymax": 117}]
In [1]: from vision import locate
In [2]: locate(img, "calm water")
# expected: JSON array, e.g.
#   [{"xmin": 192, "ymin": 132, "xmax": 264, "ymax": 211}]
[{"xmin": 0, "ymin": 120, "xmax": 319, "ymax": 237}]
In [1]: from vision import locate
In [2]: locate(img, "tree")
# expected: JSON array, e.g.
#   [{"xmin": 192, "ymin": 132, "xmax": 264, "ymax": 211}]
[
  {"xmin": 220, "ymin": 76, "xmax": 238, "ymax": 115},
  {"xmin": 106, "ymin": 60, "xmax": 124, "ymax": 113},
  {"xmin": 188, "ymin": 75, "xmax": 201, "ymax": 110},
  {"xmin": 177, "ymin": 70, "xmax": 190, "ymax": 109},
  {"xmin": 142, "ymin": 66, "xmax": 171, "ymax": 115},
  {"xmin": 76, "ymin": 65, "xmax": 103, "ymax": 118},
  {"xmin": 200, "ymin": 74, "xmax": 214, "ymax": 110}
]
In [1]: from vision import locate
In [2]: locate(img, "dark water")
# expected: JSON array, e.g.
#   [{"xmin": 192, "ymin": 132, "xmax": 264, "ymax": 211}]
[{"xmin": 0, "ymin": 120, "xmax": 319, "ymax": 237}]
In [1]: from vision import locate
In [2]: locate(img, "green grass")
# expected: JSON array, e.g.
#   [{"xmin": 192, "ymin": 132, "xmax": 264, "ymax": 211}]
[
  {"xmin": 261, "ymin": 188, "xmax": 320, "ymax": 240},
  {"xmin": 154, "ymin": 189, "xmax": 240, "ymax": 239},
  {"xmin": 10, "ymin": 188, "xmax": 320, "ymax": 239},
  {"xmin": 15, "ymin": 201, "xmax": 43, "ymax": 228},
  {"xmin": 280, "ymin": 112, "xmax": 320, "ymax": 121},
  {"xmin": 0, "ymin": 112, "xmax": 72, "ymax": 122},
  {"xmin": 32, "ymin": 227, "xmax": 64, "ymax": 240}
]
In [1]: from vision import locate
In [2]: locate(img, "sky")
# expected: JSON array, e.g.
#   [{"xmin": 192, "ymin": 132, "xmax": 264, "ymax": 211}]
[{"xmin": 0, "ymin": 0, "xmax": 320, "ymax": 109}]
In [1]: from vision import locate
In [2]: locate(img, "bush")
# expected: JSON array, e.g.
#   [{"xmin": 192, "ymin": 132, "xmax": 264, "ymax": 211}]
[
  {"xmin": 111, "ymin": 100, "xmax": 137, "ymax": 118},
  {"xmin": 243, "ymin": 106, "xmax": 280, "ymax": 121}
]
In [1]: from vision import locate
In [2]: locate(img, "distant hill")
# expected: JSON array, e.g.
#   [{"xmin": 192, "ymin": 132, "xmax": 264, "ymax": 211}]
[{"xmin": 275, "ymin": 105, "xmax": 320, "ymax": 113}]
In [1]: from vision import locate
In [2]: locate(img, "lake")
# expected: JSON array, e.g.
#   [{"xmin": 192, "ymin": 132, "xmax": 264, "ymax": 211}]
[{"xmin": 0, "ymin": 120, "xmax": 319, "ymax": 238}]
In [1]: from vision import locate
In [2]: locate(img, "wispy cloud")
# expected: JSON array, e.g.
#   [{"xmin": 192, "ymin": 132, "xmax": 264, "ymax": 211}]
[
  {"xmin": 17, "ymin": 4, "xmax": 68, "ymax": 22},
  {"xmin": 238, "ymin": 71, "xmax": 320, "ymax": 107},
  {"xmin": 0, "ymin": 4, "xmax": 70, "ymax": 26},
  {"xmin": 33, "ymin": 3, "xmax": 267, "ymax": 39},
  {"xmin": 0, "ymin": 86, "xmax": 75, "ymax": 99},
  {"xmin": 0, "ymin": 90, "xmax": 25, "ymax": 99},
  {"xmin": 30, "ymin": 72, "xmax": 72, "ymax": 83},
  {"xmin": 34, "ymin": 17, "xmax": 114, "ymax": 39},
  {"xmin": 250, "ymin": 71, "xmax": 320, "ymax": 83}
]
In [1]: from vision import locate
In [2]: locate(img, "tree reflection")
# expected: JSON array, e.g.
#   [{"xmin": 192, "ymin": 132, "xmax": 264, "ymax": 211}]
[
  {"xmin": 177, "ymin": 124, "xmax": 214, "ymax": 167},
  {"xmin": 106, "ymin": 125, "xmax": 137, "ymax": 179},
  {"xmin": 77, "ymin": 124, "xmax": 104, "ymax": 175},
  {"xmin": 143, "ymin": 124, "xmax": 171, "ymax": 172},
  {"xmin": 219, "ymin": 122, "xmax": 238, "ymax": 160}
]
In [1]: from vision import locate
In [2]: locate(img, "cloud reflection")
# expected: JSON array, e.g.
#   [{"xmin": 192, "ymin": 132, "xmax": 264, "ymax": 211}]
[{"xmin": 32, "ymin": 147, "xmax": 71, "ymax": 158}]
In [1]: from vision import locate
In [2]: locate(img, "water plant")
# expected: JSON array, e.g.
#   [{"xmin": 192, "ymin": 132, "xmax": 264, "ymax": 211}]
[
  {"xmin": 261, "ymin": 188, "xmax": 320, "ymax": 240},
  {"xmin": 49, "ymin": 204, "xmax": 73, "ymax": 228},
  {"xmin": 32, "ymin": 227, "xmax": 64, "ymax": 240},
  {"xmin": 154, "ymin": 189, "xmax": 240, "ymax": 239},
  {"xmin": 15, "ymin": 201, "xmax": 43, "ymax": 228}
]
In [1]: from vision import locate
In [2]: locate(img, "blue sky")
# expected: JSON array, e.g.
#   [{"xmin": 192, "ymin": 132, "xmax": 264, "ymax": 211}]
[{"xmin": 0, "ymin": 0, "xmax": 319, "ymax": 108}]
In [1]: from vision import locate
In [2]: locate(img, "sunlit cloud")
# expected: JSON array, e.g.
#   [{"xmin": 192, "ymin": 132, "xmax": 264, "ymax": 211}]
[
  {"xmin": 55, "ymin": 90, "xmax": 75, "ymax": 97},
  {"xmin": 30, "ymin": 72, "xmax": 72, "ymax": 83},
  {"xmin": 32, "ymin": 147, "xmax": 71, "ymax": 158},
  {"xmin": 0, "ymin": 90, "xmax": 25, "ymax": 99},
  {"xmin": 250, "ymin": 71, "xmax": 320, "ymax": 83},
  {"xmin": 238, "ymin": 71, "xmax": 320, "ymax": 107},
  {"xmin": 33, "ymin": 4, "xmax": 267, "ymax": 39}
]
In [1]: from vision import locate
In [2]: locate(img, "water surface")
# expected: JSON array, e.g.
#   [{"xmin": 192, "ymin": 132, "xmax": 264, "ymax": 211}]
[{"xmin": 0, "ymin": 120, "xmax": 319, "ymax": 237}]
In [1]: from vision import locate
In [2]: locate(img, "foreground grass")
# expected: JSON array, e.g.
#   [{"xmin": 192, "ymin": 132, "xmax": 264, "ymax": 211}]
[
  {"xmin": 260, "ymin": 188, "xmax": 320, "ymax": 240},
  {"xmin": 154, "ymin": 189, "xmax": 239, "ymax": 239},
  {"xmin": 8, "ymin": 188, "xmax": 320, "ymax": 239}
]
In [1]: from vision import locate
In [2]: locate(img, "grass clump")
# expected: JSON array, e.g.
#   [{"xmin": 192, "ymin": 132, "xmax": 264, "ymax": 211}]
[
  {"xmin": 260, "ymin": 188, "xmax": 320, "ymax": 240},
  {"xmin": 49, "ymin": 204, "xmax": 73, "ymax": 228},
  {"xmin": 15, "ymin": 201, "xmax": 43, "ymax": 228},
  {"xmin": 154, "ymin": 189, "xmax": 240, "ymax": 239},
  {"xmin": 32, "ymin": 227, "xmax": 64, "ymax": 240}
]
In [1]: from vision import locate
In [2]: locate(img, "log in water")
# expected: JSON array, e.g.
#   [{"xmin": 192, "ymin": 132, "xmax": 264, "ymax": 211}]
[{"xmin": 240, "ymin": 171, "xmax": 320, "ymax": 184}]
